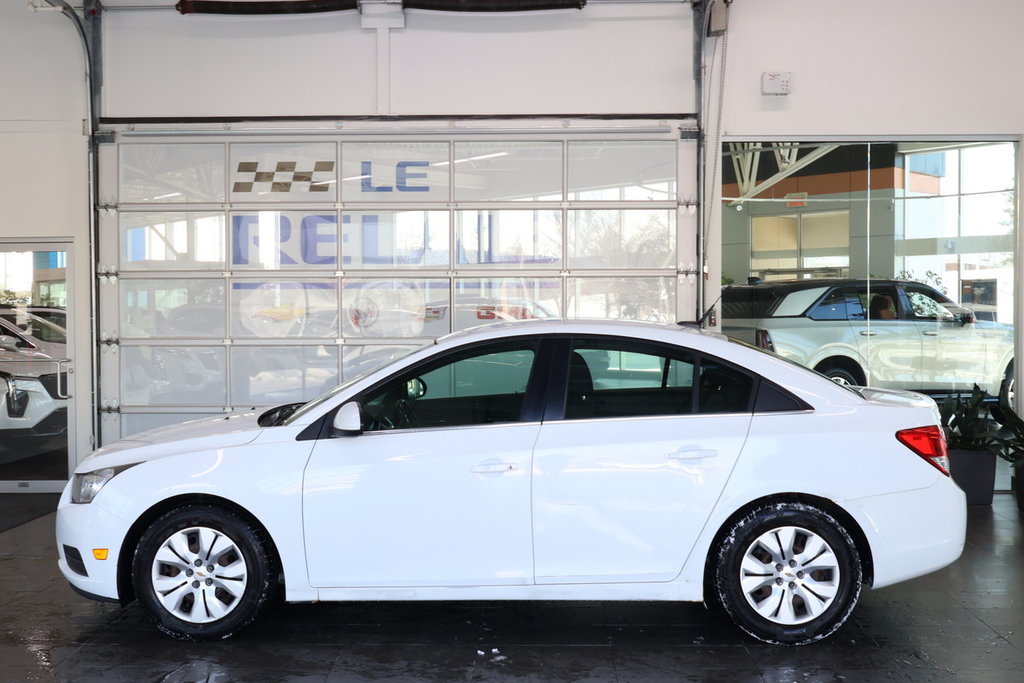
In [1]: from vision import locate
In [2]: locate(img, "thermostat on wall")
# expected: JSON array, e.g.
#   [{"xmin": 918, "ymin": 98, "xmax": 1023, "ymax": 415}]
[{"xmin": 761, "ymin": 71, "xmax": 792, "ymax": 96}]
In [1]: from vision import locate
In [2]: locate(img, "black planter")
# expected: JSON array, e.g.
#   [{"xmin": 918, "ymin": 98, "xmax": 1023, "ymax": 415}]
[
  {"xmin": 948, "ymin": 449, "xmax": 997, "ymax": 505},
  {"xmin": 1012, "ymin": 460, "xmax": 1024, "ymax": 512}
]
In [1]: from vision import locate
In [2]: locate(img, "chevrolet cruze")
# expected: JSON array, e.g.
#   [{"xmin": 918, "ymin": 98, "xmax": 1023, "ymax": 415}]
[{"xmin": 56, "ymin": 320, "xmax": 966, "ymax": 645}]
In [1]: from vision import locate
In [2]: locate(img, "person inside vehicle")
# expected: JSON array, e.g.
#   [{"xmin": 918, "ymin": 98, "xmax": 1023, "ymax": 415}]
[{"xmin": 869, "ymin": 294, "xmax": 897, "ymax": 319}]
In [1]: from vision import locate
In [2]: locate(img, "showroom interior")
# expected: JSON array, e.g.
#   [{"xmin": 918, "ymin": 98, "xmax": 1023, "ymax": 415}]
[{"xmin": 3, "ymin": 0, "xmax": 1024, "ymax": 680}]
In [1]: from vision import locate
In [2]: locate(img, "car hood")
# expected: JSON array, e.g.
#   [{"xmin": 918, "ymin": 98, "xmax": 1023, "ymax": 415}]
[{"xmin": 75, "ymin": 412, "xmax": 264, "ymax": 472}]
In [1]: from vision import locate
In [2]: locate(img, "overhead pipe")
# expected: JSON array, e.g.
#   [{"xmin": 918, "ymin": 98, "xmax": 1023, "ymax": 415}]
[
  {"xmin": 403, "ymin": 1, "xmax": 585, "ymax": 10},
  {"xmin": 176, "ymin": 0, "xmax": 583, "ymax": 14},
  {"xmin": 177, "ymin": 0, "xmax": 358, "ymax": 14}
]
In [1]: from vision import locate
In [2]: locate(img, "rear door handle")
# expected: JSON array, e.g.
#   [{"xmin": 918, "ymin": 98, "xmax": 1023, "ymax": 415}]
[
  {"xmin": 859, "ymin": 330, "xmax": 877, "ymax": 336},
  {"xmin": 470, "ymin": 462, "xmax": 518, "ymax": 474},
  {"xmin": 923, "ymin": 330, "xmax": 939, "ymax": 336},
  {"xmin": 670, "ymin": 447, "xmax": 717, "ymax": 461}
]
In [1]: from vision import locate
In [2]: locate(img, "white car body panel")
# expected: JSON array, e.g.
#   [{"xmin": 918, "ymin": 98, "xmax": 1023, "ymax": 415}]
[
  {"xmin": 55, "ymin": 320, "xmax": 966, "ymax": 618},
  {"xmin": 532, "ymin": 413, "xmax": 750, "ymax": 584},
  {"xmin": 303, "ymin": 422, "xmax": 538, "ymax": 587}
]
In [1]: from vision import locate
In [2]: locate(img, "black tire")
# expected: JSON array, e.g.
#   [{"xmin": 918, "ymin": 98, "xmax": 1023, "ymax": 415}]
[
  {"xmin": 819, "ymin": 365, "xmax": 861, "ymax": 387},
  {"xmin": 132, "ymin": 504, "xmax": 276, "ymax": 640},
  {"xmin": 712, "ymin": 502, "xmax": 862, "ymax": 645}
]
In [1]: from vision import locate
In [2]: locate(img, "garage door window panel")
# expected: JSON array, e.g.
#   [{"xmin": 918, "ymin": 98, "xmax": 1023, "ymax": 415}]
[
  {"xmin": 120, "ymin": 212, "xmax": 226, "ymax": 271},
  {"xmin": 119, "ymin": 144, "xmax": 226, "ymax": 204},
  {"xmin": 568, "ymin": 141, "xmax": 677, "ymax": 201},
  {"xmin": 453, "ymin": 142, "xmax": 562, "ymax": 202}
]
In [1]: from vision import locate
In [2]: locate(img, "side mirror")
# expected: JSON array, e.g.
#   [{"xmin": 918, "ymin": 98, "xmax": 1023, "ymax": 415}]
[
  {"xmin": 406, "ymin": 377, "xmax": 427, "ymax": 399},
  {"xmin": 0, "ymin": 335, "xmax": 21, "ymax": 352},
  {"xmin": 332, "ymin": 401, "xmax": 363, "ymax": 435}
]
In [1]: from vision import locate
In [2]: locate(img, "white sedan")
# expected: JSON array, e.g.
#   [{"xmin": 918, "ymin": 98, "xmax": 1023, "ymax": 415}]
[{"xmin": 56, "ymin": 320, "xmax": 966, "ymax": 645}]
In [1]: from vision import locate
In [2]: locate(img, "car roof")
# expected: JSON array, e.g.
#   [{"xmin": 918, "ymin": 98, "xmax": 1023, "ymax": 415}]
[{"xmin": 724, "ymin": 278, "xmax": 919, "ymax": 293}]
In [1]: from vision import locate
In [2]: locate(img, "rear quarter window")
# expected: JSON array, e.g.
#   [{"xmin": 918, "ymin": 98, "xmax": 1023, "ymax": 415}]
[
  {"xmin": 721, "ymin": 288, "xmax": 779, "ymax": 319},
  {"xmin": 772, "ymin": 287, "xmax": 829, "ymax": 317}
]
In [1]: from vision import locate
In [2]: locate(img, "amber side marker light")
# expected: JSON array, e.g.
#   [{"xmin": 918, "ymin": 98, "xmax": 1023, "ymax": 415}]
[
  {"xmin": 92, "ymin": 549, "xmax": 109, "ymax": 561},
  {"xmin": 896, "ymin": 425, "xmax": 950, "ymax": 475}
]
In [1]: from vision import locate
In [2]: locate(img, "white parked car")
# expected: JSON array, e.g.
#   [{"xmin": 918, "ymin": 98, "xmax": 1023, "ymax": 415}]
[
  {"xmin": 722, "ymin": 279, "xmax": 1014, "ymax": 395},
  {"xmin": 56, "ymin": 320, "xmax": 965, "ymax": 645}
]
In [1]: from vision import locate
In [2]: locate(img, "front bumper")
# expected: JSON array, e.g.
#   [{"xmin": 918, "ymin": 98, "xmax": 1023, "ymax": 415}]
[{"xmin": 54, "ymin": 485, "xmax": 130, "ymax": 602}]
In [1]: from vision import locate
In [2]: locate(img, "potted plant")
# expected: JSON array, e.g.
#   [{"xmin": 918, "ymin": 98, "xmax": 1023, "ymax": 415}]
[
  {"xmin": 940, "ymin": 384, "xmax": 999, "ymax": 505},
  {"xmin": 990, "ymin": 378, "xmax": 1024, "ymax": 511}
]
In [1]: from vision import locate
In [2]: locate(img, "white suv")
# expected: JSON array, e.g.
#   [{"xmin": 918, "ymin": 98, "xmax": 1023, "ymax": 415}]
[
  {"xmin": 722, "ymin": 278, "xmax": 1014, "ymax": 395},
  {"xmin": 0, "ymin": 312, "xmax": 68, "ymax": 450}
]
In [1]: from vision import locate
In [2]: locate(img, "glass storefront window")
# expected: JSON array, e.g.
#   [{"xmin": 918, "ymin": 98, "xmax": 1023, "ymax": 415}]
[
  {"xmin": 107, "ymin": 132, "xmax": 689, "ymax": 437},
  {"xmin": 230, "ymin": 211, "xmax": 339, "ymax": 270},
  {"xmin": 721, "ymin": 140, "xmax": 1016, "ymax": 408},
  {"xmin": 120, "ymin": 279, "xmax": 225, "ymax": 339},
  {"xmin": 119, "ymin": 144, "xmax": 226, "ymax": 204},
  {"xmin": 343, "ymin": 211, "xmax": 449, "ymax": 269},
  {"xmin": 342, "ymin": 142, "xmax": 449, "ymax": 203},
  {"xmin": 450, "ymin": 278, "xmax": 561, "ymax": 332},
  {"xmin": 568, "ymin": 209, "xmax": 675, "ymax": 269},
  {"xmin": 453, "ymin": 142, "xmax": 562, "ymax": 202},
  {"xmin": 230, "ymin": 345, "xmax": 339, "ymax": 404},
  {"xmin": 230, "ymin": 280, "xmax": 338, "ymax": 339},
  {"xmin": 456, "ymin": 210, "xmax": 562, "ymax": 268},
  {"xmin": 568, "ymin": 141, "xmax": 676, "ymax": 201},
  {"xmin": 121, "ymin": 346, "xmax": 226, "ymax": 406},
  {"xmin": 341, "ymin": 278, "xmax": 449, "ymax": 338},
  {"xmin": 230, "ymin": 142, "xmax": 337, "ymax": 203},
  {"xmin": 120, "ymin": 212, "xmax": 226, "ymax": 270},
  {"xmin": 567, "ymin": 276, "xmax": 674, "ymax": 322}
]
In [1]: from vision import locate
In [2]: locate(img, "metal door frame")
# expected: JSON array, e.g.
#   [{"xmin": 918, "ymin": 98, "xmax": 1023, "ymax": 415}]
[{"xmin": 0, "ymin": 239, "xmax": 76, "ymax": 494}]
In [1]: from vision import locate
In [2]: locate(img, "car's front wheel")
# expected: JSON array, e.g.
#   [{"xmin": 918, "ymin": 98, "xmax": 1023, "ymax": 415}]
[
  {"xmin": 131, "ymin": 504, "xmax": 276, "ymax": 640},
  {"xmin": 712, "ymin": 502, "xmax": 862, "ymax": 645}
]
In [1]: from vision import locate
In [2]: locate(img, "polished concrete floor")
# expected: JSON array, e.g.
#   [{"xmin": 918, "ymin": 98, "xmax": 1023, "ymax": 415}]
[{"xmin": 2, "ymin": 496, "xmax": 1023, "ymax": 683}]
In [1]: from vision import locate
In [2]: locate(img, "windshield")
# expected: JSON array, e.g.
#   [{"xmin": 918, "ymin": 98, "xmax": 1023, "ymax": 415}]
[{"xmin": 281, "ymin": 343, "xmax": 429, "ymax": 425}]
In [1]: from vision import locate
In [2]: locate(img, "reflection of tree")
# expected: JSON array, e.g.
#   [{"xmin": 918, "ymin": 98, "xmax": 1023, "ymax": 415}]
[
  {"xmin": 570, "ymin": 278, "xmax": 672, "ymax": 322},
  {"xmin": 573, "ymin": 212, "xmax": 672, "ymax": 268},
  {"xmin": 896, "ymin": 269, "xmax": 947, "ymax": 295},
  {"xmin": 0, "ymin": 290, "xmax": 30, "ymax": 306}
]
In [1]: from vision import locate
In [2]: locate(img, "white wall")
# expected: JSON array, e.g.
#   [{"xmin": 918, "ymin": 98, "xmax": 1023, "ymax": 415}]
[
  {"xmin": 0, "ymin": 2, "xmax": 93, "ymax": 469},
  {"xmin": 720, "ymin": 0, "xmax": 1024, "ymax": 136},
  {"xmin": 102, "ymin": 4, "xmax": 694, "ymax": 118}
]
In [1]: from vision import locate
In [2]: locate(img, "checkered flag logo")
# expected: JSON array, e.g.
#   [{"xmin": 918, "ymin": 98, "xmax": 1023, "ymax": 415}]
[{"xmin": 233, "ymin": 160, "xmax": 335, "ymax": 193}]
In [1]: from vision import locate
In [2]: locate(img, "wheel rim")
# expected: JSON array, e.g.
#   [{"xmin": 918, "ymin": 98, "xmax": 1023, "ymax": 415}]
[
  {"xmin": 828, "ymin": 373, "xmax": 852, "ymax": 386},
  {"xmin": 150, "ymin": 525, "xmax": 248, "ymax": 624},
  {"xmin": 739, "ymin": 525, "xmax": 841, "ymax": 626}
]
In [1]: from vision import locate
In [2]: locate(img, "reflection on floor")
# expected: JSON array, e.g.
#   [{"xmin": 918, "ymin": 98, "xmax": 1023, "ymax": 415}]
[
  {"xmin": 0, "ymin": 433, "xmax": 68, "ymax": 481},
  {"xmin": 2, "ymin": 495, "xmax": 1023, "ymax": 682}
]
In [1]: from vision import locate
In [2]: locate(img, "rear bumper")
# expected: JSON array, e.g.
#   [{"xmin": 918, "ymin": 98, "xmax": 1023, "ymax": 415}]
[{"xmin": 846, "ymin": 476, "xmax": 966, "ymax": 589}]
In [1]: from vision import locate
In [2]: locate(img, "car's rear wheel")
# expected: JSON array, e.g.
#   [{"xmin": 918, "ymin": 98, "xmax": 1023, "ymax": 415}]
[
  {"xmin": 132, "ymin": 504, "xmax": 275, "ymax": 640},
  {"xmin": 712, "ymin": 503, "xmax": 862, "ymax": 645},
  {"xmin": 817, "ymin": 365, "xmax": 862, "ymax": 387}
]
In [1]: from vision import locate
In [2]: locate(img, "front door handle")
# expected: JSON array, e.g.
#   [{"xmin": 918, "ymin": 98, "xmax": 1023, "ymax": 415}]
[
  {"xmin": 923, "ymin": 330, "xmax": 939, "ymax": 336},
  {"xmin": 670, "ymin": 447, "xmax": 717, "ymax": 461},
  {"xmin": 470, "ymin": 462, "xmax": 518, "ymax": 474},
  {"xmin": 859, "ymin": 330, "xmax": 877, "ymax": 336}
]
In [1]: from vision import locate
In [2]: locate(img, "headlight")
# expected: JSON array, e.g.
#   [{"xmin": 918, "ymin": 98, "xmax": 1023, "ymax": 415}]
[{"xmin": 71, "ymin": 465, "xmax": 138, "ymax": 504}]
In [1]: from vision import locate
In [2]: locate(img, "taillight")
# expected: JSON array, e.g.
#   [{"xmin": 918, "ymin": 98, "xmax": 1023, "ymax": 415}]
[
  {"xmin": 755, "ymin": 329, "xmax": 774, "ymax": 352},
  {"xmin": 896, "ymin": 425, "xmax": 950, "ymax": 475}
]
